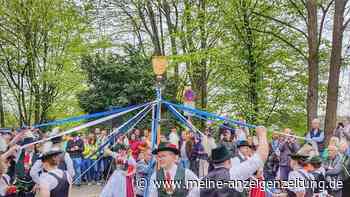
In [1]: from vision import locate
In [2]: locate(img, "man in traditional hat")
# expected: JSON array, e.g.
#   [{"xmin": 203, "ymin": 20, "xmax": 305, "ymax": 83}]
[
  {"xmin": 30, "ymin": 128, "xmax": 75, "ymax": 185},
  {"xmin": 287, "ymin": 152, "xmax": 314, "ymax": 197},
  {"xmin": 231, "ymin": 140, "xmax": 251, "ymax": 167},
  {"xmin": 148, "ymin": 142, "xmax": 199, "ymax": 197},
  {"xmin": 230, "ymin": 140, "xmax": 253, "ymax": 197},
  {"xmin": 307, "ymin": 156, "xmax": 327, "ymax": 196},
  {"xmin": 200, "ymin": 126, "xmax": 269, "ymax": 197},
  {"xmin": 219, "ymin": 130, "xmax": 236, "ymax": 156},
  {"xmin": 38, "ymin": 147, "xmax": 71, "ymax": 197}
]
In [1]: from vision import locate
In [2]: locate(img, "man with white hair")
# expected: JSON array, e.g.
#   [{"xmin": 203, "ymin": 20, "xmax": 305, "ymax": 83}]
[
  {"xmin": 325, "ymin": 145, "xmax": 343, "ymax": 197},
  {"xmin": 306, "ymin": 119, "xmax": 325, "ymax": 153}
]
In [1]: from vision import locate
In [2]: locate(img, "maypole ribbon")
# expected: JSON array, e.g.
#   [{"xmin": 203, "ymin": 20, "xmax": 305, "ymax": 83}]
[
  {"xmin": 74, "ymin": 105, "xmax": 153, "ymax": 183},
  {"xmin": 32, "ymin": 104, "xmax": 140, "ymax": 128},
  {"xmin": 165, "ymin": 103, "xmax": 204, "ymax": 136},
  {"xmin": 143, "ymin": 105, "xmax": 159, "ymax": 197},
  {"xmin": 20, "ymin": 102, "xmax": 153, "ymax": 149},
  {"xmin": 85, "ymin": 103, "xmax": 154, "ymax": 160},
  {"xmin": 163, "ymin": 101, "xmax": 256, "ymax": 129},
  {"xmin": 143, "ymin": 84, "xmax": 161, "ymax": 197},
  {"xmin": 150, "ymin": 104, "xmax": 158, "ymax": 150},
  {"xmin": 165, "ymin": 100, "xmax": 313, "ymax": 142},
  {"xmin": 191, "ymin": 113, "xmax": 235, "ymax": 131}
]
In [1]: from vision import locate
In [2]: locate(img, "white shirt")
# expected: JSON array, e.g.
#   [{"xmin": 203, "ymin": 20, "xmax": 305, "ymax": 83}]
[
  {"xmin": 30, "ymin": 152, "xmax": 75, "ymax": 184},
  {"xmin": 39, "ymin": 168, "xmax": 72, "ymax": 191},
  {"xmin": 288, "ymin": 168, "xmax": 314, "ymax": 193},
  {"xmin": 229, "ymin": 153, "xmax": 264, "ymax": 192},
  {"xmin": 230, "ymin": 151, "xmax": 247, "ymax": 167},
  {"xmin": 149, "ymin": 164, "xmax": 199, "ymax": 197},
  {"xmin": 0, "ymin": 137, "xmax": 7, "ymax": 152},
  {"xmin": 0, "ymin": 174, "xmax": 10, "ymax": 196}
]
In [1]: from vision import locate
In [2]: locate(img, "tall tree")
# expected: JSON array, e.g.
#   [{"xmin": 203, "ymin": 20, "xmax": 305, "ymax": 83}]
[
  {"xmin": 0, "ymin": 0, "xmax": 89, "ymax": 125},
  {"xmin": 0, "ymin": 84, "xmax": 4, "ymax": 127},
  {"xmin": 78, "ymin": 45, "xmax": 177, "ymax": 113},
  {"xmin": 205, "ymin": 0, "xmax": 309, "ymax": 128},
  {"xmin": 92, "ymin": 0, "xmax": 222, "ymax": 110},
  {"xmin": 324, "ymin": 0, "xmax": 350, "ymax": 140},
  {"xmin": 252, "ymin": 0, "xmax": 334, "ymax": 131}
]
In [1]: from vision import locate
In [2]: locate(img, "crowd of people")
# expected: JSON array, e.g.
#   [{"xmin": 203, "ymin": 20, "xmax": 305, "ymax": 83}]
[{"xmin": 0, "ymin": 118, "xmax": 350, "ymax": 197}]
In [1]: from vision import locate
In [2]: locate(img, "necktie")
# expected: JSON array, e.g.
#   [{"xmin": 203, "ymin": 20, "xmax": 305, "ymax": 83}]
[
  {"xmin": 165, "ymin": 171, "xmax": 173, "ymax": 194},
  {"xmin": 24, "ymin": 152, "xmax": 30, "ymax": 173}
]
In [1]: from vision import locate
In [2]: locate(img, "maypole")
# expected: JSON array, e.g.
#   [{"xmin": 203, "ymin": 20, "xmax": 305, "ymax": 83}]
[
  {"xmin": 144, "ymin": 55, "xmax": 168, "ymax": 197},
  {"xmin": 151, "ymin": 55, "xmax": 167, "ymax": 148}
]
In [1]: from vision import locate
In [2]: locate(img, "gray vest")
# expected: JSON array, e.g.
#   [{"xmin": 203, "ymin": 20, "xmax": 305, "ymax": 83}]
[{"xmin": 200, "ymin": 167, "xmax": 243, "ymax": 197}]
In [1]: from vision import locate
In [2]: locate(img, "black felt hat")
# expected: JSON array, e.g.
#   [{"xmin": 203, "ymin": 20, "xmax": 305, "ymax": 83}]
[
  {"xmin": 237, "ymin": 140, "xmax": 251, "ymax": 148},
  {"xmin": 152, "ymin": 142, "xmax": 179, "ymax": 155},
  {"xmin": 306, "ymin": 156, "xmax": 322, "ymax": 164},
  {"xmin": 49, "ymin": 127, "xmax": 63, "ymax": 144},
  {"xmin": 0, "ymin": 129, "xmax": 12, "ymax": 135},
  {"xmin": 211, "ymin": 145, "xmax": 232, "ymax": 164},
  {"xmin": 39, "ymin": 149, "xmax": 63, "ymax": 161},
  {"xmin": 289, "ymin": 153, "xmax": 309, "ymax": 161},
  {"xmin": 112, "ymin": 143, "xmax": 128, "ymax": 152},
  {"xmin": 21, "ymin": 137, "xmax": 35, "ymax": 146}
]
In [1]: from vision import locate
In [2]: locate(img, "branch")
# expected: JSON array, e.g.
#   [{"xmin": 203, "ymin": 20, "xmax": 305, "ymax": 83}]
[
  {"xmin": 251, "ymin": 27, "xmax": 307, "ymax": 59},
  {"xmin": 116, "ymin": 1, "xmax": 145, "ymax": 50},
  {"xmin": 343, "ymin": 18, "xmax": 350, "ymax": 31},
  {"xmin": 299, "ymin": 0, "xmax": 307, "ymax": 8},
  {"xmin": 132, "ymin": 1, "xmax": 153, "ymax": 38},
  {"xmin": 252, "ymin": 11, "xmax": 308, "ymax": 38},
  {"xmin": 288, "ymin": 0, "xmax": 308, "ymax": 24},
  {"xmin": 172, "ymin": 0, "xmax": 179, "ymax": 30},
  {"xmin": 318, "ymin": 0, "xmax": 335, "ymax": 48}
]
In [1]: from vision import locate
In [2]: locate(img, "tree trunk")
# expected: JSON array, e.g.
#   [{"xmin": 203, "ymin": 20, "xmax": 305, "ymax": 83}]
[
  {"xmin": 199, "ymin": 0, "xmax": 207, "ymax": 112},
  {"xmin": 0, "ymin": 85, "xmax": 5, "ymax": 127},
  {"xmin": 162, "ymin": 0, "xmax": 180, "ymax": 93},
  {"xmin": 145, "ymin": 1, "xmax": 162, "ymax": 55},
  {"xmin": 324, "ymin": 0, "xmax": 346, "ymax": 142},
  {"xmin": 306, "ymin": 0, "xmax": 319, "ymax": 132},
  {"xmin": 34, "ymin": 90, "xmax": 41, "ymax": 124},
  {"xmin": 243, "ymin": 7, "xmax": 259, "ymax": 125}
]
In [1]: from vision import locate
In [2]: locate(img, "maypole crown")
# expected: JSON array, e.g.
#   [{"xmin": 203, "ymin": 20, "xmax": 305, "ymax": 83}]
[{"xmin": 152, "ymin": 56, "xmax": 168, "ymax": 77}]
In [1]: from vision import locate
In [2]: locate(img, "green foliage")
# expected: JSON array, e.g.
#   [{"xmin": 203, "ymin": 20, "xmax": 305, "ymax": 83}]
[
  {"xmin": 78, "ymin": 45, "xmax": 177, "ymax": 113},
  {"xmin": 0, "ymin": 0, "xmax": 94, "ymax": 125},
  {"xmin": 0, "ymin": 0, "xmax": 340, "ymax": 136}
]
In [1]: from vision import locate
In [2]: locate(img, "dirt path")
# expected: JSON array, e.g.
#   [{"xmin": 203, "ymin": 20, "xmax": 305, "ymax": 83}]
[{"xmin": 71, "ymin": 184, "xmax": 103, "ymax": 197}]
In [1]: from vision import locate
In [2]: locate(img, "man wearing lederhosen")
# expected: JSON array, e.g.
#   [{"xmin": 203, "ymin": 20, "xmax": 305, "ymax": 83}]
[
  {"xmin": 148, "ymin": 142, "xmax": 200, "ymax": 197},
  {"xmin": 38, "ymin": 147, "xmax": 72, "ymax": 197},
  {"xmin": 30, "ymin": 128, "xmax": 75, "ymax": 186},
  {"xmin": 200, "ymin": 126, "xmax": 269, "ymax": 197}
]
